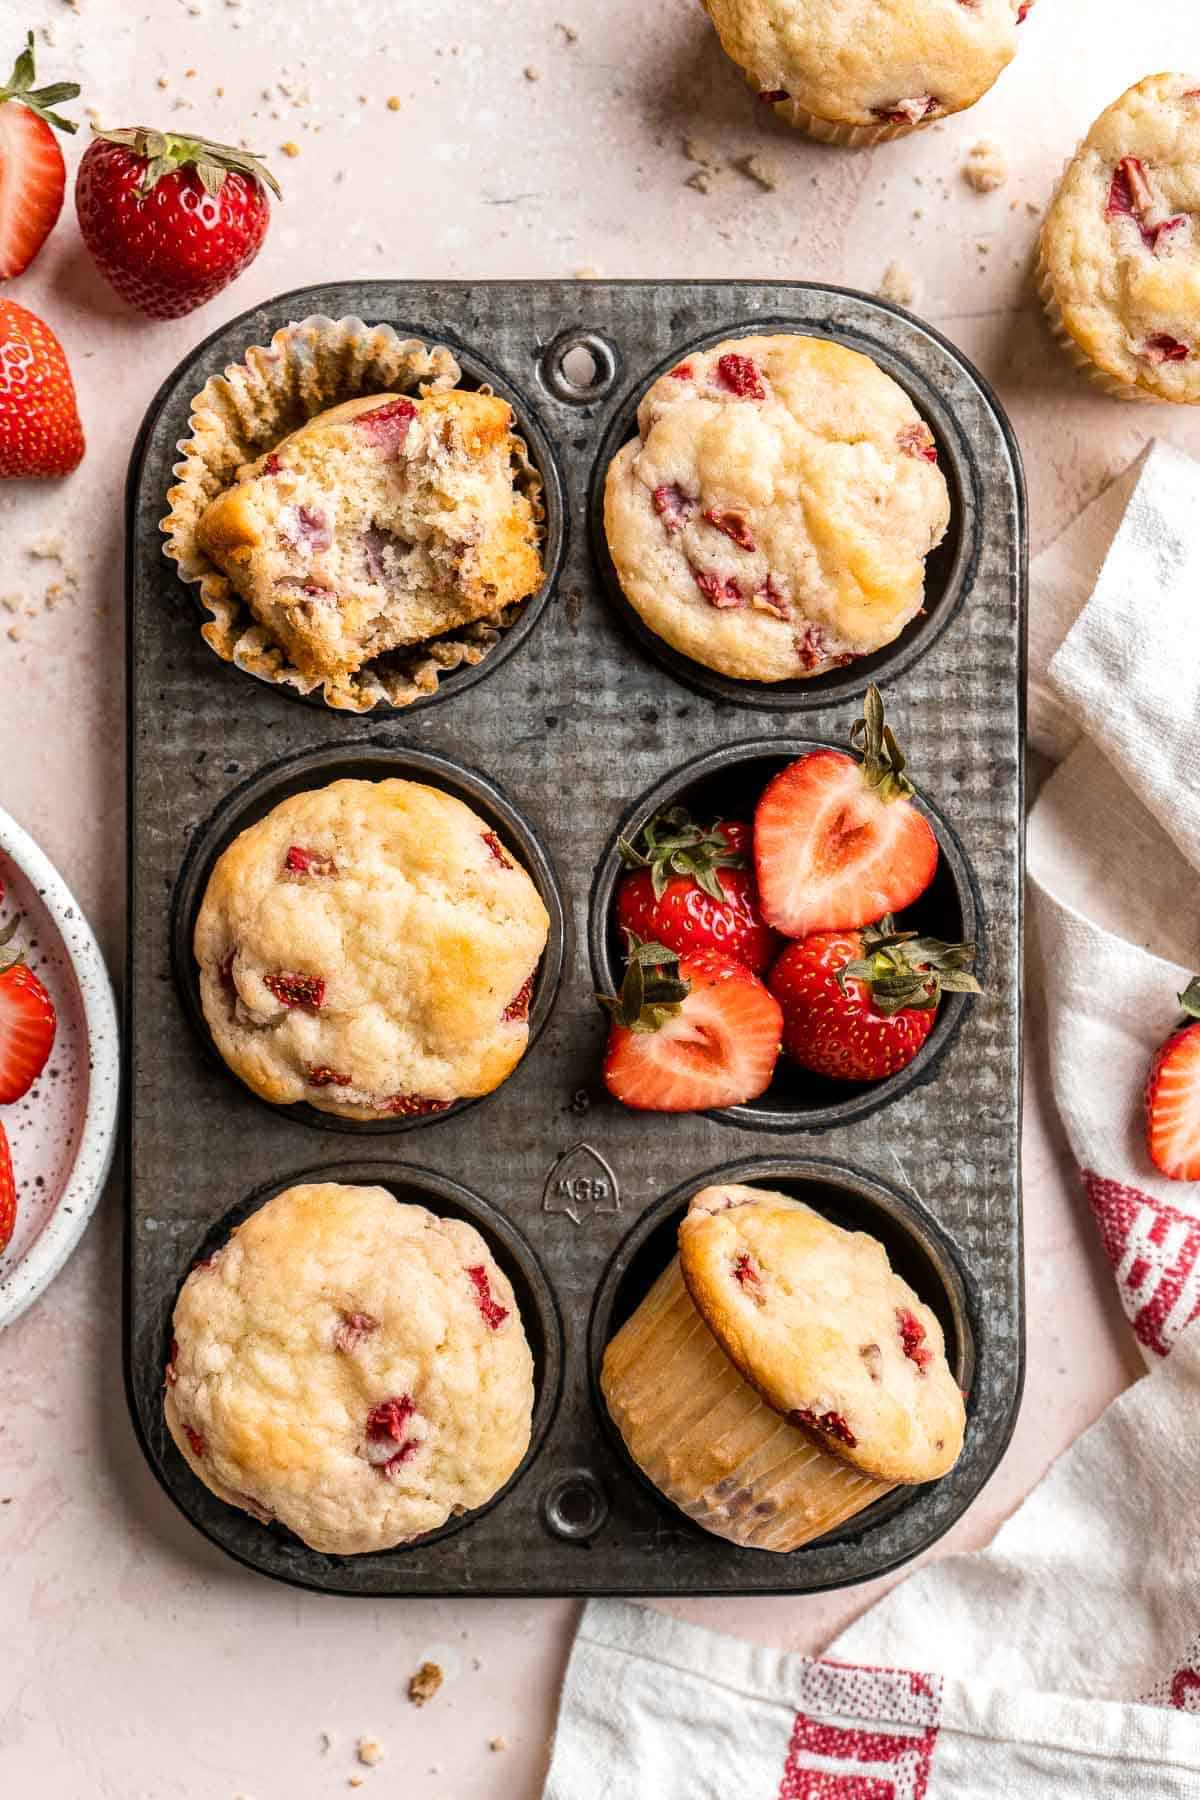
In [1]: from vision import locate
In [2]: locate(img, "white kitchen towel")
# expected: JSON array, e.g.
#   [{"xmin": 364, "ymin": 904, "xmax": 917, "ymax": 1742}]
[{"xmin": 544, "ymin": 441, "xmax": 1200, "ymax": 1797}]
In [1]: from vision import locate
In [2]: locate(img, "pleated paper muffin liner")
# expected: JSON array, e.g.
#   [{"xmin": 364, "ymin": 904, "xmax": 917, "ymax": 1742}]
[
  {"xmin": 161, "ymin": 314, "xmax": 546, "ymax": 712},
  {"xmin": 759, "ymin": 91, "xmax": 936, "ymax": 146},
  {"xmin": 601, "ymin": 1259, "xmax": 893, "ymax": 1553},
  {"xmin": 1034, "ymin": 237, "xmax": 1180, "ymax": 405}
]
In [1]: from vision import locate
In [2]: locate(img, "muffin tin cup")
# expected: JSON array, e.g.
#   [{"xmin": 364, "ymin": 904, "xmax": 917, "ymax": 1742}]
[
  {"xmin": 590, "ymin": 736, "xmax": 983, "ymax": 1132},
  {"xmin": 588, "ymin": 314, "xmax": 980, "ymax": 711},
  {"xmin": 161, "ymin": 307, "xmax": 568, "ymax": 715},
  {"xmin": 152, "ymin": 1160, "xmax": 564, "ymax": 1575},
  {"xmin": 170, "ymin": 738, "xmax": 567, "ymax": 1134},
  {"xmin": 127, "ymin": 278, "xmax": 1024, "ymax": 1597},
  {"xmin": 589, "ymin": 1156, "xmax": 976, "ymax": 1553}
]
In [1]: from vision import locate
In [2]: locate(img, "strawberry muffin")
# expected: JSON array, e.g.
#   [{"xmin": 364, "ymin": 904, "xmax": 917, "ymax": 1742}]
[
  {"xmin": 1038, "ymin": 75, "xmax": 1200, "ymax": 403},
  {"xmin": 603, "ymin": 335, "xmax": 950, "ymax": 684},
  {"xmin": 194, "ymin": 777, "xmax": 549, "ymax": 1121},
  {"xmin": 702, "ymin": 0, "xmax": 1030, "ymax": 146},
  {"xmin": 602, "ymin": 1183, "xmax": 965, "ymax": 1552},
  {"xmin": 165, "ymin": 1182, "xmax": 535, "ymax": 1554},
  {"xmin": 196, "ymin": 388, "xmax": 544, "ymax": 692}
]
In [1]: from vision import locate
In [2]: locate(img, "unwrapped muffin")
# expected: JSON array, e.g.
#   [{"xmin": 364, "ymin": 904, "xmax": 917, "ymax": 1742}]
[
  {"xmin": 601, "ymin": 1182, "xmax": 965, "ymax": 1552},
  {"xmin": 603, "ymin": 335, "xmax": 950, "ymax": 683},
  {"xmin": 702, "ymin": 0, "xmax": 1031, "ymax": 146},
  {"xmin": 165, "ymin": 1182, "xmax": 535, "ymax": 1554},
  {"xmin": 1038, "ymin": 74, "xmax": 1200, "ymax": 403},
  {"xmin": 193, "ymin": 777, "xmax": 549, "ymax": 1120}
]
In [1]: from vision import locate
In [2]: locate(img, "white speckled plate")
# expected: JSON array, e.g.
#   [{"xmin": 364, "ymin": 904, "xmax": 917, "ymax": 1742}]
[{"xmin": 0, "ymin": 808, "xmax": 119, "ymax": 1329}]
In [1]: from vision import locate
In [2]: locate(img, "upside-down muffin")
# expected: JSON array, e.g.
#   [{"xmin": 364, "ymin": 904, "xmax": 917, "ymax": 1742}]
[
  {"xmin": 1038, "ymin": 74, "xmax": 1200, "ymax": 403},
  {"xmin": 602, "ymin": 1183, "xmax": 965, "ymax": 1552},
  {"xmin": 702, "ymin": 0, "xmax": 1032, "ymax": 145},
  {"xmin": 603, "ymin": 335, "xmax": 950, "ymax": 683},
  {"xmin": 195, "ymin": 388, "xmax": 544, "ymax": 688},
  {"xmin": 193, "ymin": 777, "xmax": 550, "ymax": 1121},
  {"xmin": 165, "ymin": 1182, "xmax": 535, "ymax": 1554}
]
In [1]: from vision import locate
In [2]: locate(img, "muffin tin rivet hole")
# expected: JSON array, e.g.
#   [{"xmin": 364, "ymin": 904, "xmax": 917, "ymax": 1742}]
[
  {"xmin": 542, "ymin": 1468, "xmax": 608, "ymax": 1541},
  {"xmin": 540, "ymin": 330, "xmax": 618, "ymax": 404}
]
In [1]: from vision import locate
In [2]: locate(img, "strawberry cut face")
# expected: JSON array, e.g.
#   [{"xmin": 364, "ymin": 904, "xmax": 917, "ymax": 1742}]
[{"xmin": 754, "ymin": 748, "xmax": 938, "ymax": 938}]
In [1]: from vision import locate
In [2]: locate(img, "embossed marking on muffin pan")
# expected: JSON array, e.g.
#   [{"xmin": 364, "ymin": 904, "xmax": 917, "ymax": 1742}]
[
  {"xmin": 169, "ymin": 739, "xmax": 567, "ymax": 1134},
  {"xmin": 590, "ymin": 738, "xmax": 983, "ymax": 1132},
  {"xmin": 155, "ymin": 1160, "xmax": 564, "ymax": 1576},
  {"xmin": 126, "ymin": 278, "xmax": 1024, "ymax": 1597},
  {"xmin": 589, "ymin": 1155, "xmax": 977, "ymax": 1549},
  {"xmin": 587, "ymin": 313, "xmax": 978, "ymax": 712}
]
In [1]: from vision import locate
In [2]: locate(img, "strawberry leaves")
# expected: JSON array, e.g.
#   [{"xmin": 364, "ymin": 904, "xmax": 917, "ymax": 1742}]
[
  {"xmin": 849, "ymin": 684, "xmax": 916, "ymax": 803},
  {"xmin": 89, "ymin": 125, "xmax": 282, "ymax": 200},
  {"xmin": 596, "ymin": 935, "xmax": 691, "ymax": 1034},
  {"xmin": 838, "ymin": 916, "xmax": 980, "ymax": 1015},
  {"xmin": 1, "ymin": 31, "xmax": 80, "ymax": 135},
  {"xmin": 618, "ymin": 807, "xmax": 745, "ymax": 903}
]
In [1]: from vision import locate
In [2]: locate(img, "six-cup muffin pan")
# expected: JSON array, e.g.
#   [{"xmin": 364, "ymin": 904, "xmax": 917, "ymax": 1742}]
[{"xmin": 124, "ymin": 279, "xmax": 1025, "ymax": 1597}]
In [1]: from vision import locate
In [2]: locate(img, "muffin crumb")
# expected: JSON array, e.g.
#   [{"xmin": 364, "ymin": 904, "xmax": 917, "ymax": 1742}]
[
  {"xmin": 408, "ymin": 1661, "xmax": 444, "ymax": 1707},
  {"xmin": 387, "ymin": 95, "xmax": 401, "ymax": 110},
  {"xmin": 489, "ymin": 1735, "xmax": 508, "ymax": 1753},
  {"xmin": 876, "ymin": 261, "xmax": 916, "ymax": 307},
  {"xmin": 356, "ymin": 1737, "xmax": 385, "ymax": 1767},
  {"xmin": 685, "ymin": 168, "xmax": 718, "ymax": 194},
  {"xmin": 738, "ymin": 152, "xmax": 778, "ymax": 191},
  {"xmin": 281, "ymin": 140, "xmax": 300, "ymax": 157},
  {"xmin": 524, "ymin": 64, "xmax": 541, "ymax": 82},
  {"xmin": 962, "ymin": 139, "xmax": 1007, "ymax": 193}
]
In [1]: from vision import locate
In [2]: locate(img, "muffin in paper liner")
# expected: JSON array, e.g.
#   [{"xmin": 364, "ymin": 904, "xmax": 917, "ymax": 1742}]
[
  {"xmin": 161, "ymin": 314, "xmax": 547, "ymax": 711},
  {"xmin": 1036, "ymin": 75, "xmax": 1200, "ymax": 406},
  {"xmin": 601, "ymin": 1258, "xmax": 893, "ymax": 1552}
]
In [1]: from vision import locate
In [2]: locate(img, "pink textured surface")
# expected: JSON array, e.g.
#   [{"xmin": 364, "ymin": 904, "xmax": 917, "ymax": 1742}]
[{"xmin": 0, "ymin": 0, "xmax": 1190, "ymax": 1792}]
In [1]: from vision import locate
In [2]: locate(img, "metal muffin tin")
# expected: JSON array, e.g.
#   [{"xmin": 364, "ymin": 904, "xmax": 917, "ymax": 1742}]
[{"xmin": 124, "ymin": 278, "xmax": 1025, "ymax": 1597}]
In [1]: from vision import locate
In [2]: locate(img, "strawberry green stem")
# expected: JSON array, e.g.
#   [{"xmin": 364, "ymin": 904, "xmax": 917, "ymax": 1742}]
[
  {"xmin": 1, "ymin": 30, "xmax": 80, "ymax": 134},
  {"xmin": 838, "ymin": 916, "xmax": 980, "ymax": 1015},
  {"xmin": 849, "ymin": 684, "xmax": 916, "ymax": 802},
  {"xmin": 90, "ymin": 125, "xmax": 282, "ymax": 200}
]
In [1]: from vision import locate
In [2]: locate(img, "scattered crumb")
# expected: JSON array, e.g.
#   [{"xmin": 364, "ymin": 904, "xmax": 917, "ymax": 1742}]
[
  {"xmin": 348, "ymin": 1783, "xmax": 363, "ymax": 1792},
  {"xmin": 471, "ymin": 1656, "xmax": 482, "ymax": 1671},
  {"xmin": 876, "ymin": 260, "xmax": 916, "ymax": 307},
  {"xmin": 356, "ymin": 1738, "xmax": 385, "ymax": 1768},
  {"xmin": 686, "ymin": 167, "xmax": 718, "ymax": 194},
  {"xmin": 557, "ymin": 21, "xmax": 578, "ymax": 41},
  {"xmin": 281, "ymin": 140, "xmax": 300, "ymax": 157},
  {"xmin": 7, "ymin": 625, "xmax": 23, "ymax": 642},
  {"xmin": 1026, "ymin": 199, "xmax": 1040, "ymax": 215},
  {"xmin": 185, "ymin": 67, "xmax": 197, "ymax": 77},
  {"xmin": 738, "ymin": 152, "xmax": 778, "ymax": 191},
  {"xmin": 683, "ymin": 136, "xmax": 718, "ymax": 169},
  {"xmin": 408, "ymin": 1662, "xmax": 444, "ymax": 1707},
  {"xmin": 962, "ymin": 139, "xmax": 1008, "ymax": 194},
  {"xmin": 2, "ymin": 595, "xmax": 23, "ymax": 614},
  {"xmin": 41, "ymin": 21, "xmax": 59, "ymax": 45},
  {"xmin": 572, "ymin": 263, "xmax": 602, "ymax": 278},
  {"xmin": 386, "ymin": 95, "xmax": 401, "ymax": 111},
  {"xmin": 157, "ymin": 75, "xmax": 169, "ymax": 89},
  {"xmin": 489, "ymin": 1736, "xmax": 508, "ymax": 1753},
  {"xmin": 524, "ymin": 64, "xmax": 541, "ymax": 82},
  {"xmin": 319, "ymin": 1731, "xmax": 335, "ymax": 1755}
]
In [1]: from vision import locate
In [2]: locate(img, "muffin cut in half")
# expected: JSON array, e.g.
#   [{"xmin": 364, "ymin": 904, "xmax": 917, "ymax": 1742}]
[
  {"xmin": 165, "ymin": 1182, "xmax": 535, "ymax": 1554},
  {"xmin": 702, "ymin": 0, "xmax": 1031, "ymax": 146},
  {"xmin": 604, "ymin": 334, "xmax": 950, "ymax": 683},
  {"xmin": 196, "ymin": 388, "xmax": 545, "ymax": 688},
  {"xmin": 1038, "ymin": 74, "xmax": 1200, "ymax": 403},
  {"xmin": 193, "ymin": 777, "xmax": 550, "ymax": 1121},
  {"xmin": 601, "ymin": 1182, "xmax": 965, "ymax": 1552}
]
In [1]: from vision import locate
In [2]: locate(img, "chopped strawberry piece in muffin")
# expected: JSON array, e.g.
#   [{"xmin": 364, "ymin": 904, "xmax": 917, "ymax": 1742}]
[
  {"xmin": 335, "ymin": 1311, "xmax": 380, "ymax": 1352},
  {"xmin": 466, "ymin": 1264, "xmax": 510, "ymax": 1330},
  {"xmin": 667, "ymin": 362, "xmax": 694, "ymax": 380},
  {"xmin": 283, "ymin": 844, "xmax": 338, "ymax": 877},
  {"xmin": 183, "ymin": 1423, "xmax": 206, "ymax": 1458},
  {"xmin": 790, "ymin": 1406, "xmax": 858, "ymax": 1448},
  {"xmin": 1142, "ymin": 334, "xmax": 1190, "ymax": 364},
  {"xmin": 873, "ymin": 96, "xmax": 939, "ymax": 126},
  {"xmin": 264, "ymin": 971, "xmax": 326, "ymax": 1009},
  {"xmin": 383, "ymin": 1093, "xmax": 453, "ymax": 1118},
  {"xmin": 308, "ymin": 1065, "xmax": 351, "ymax": 1087},
  {"xmin": 481, "ymin": 829, "xmax": 513, "ymax": 869},
  {"xmin": 364, "ymin": 1394, "xmax": 422, "ymax": 1474},
  {"xmin": 353, "ymin": 395, "xmax": 416, "ymax": 455},
  {"xmin": 714, "ymin": 352, "xmax": 765, "ymax": 399},
  {"xmin": 653, "ymin": 483, "xmax": 696, "ymax": 533},
  {"xmin": 897, "ymin": 1307, "xmax": 935, "ymax": 1373},
  {"xmin": 692, "ymin": 568, "xmax": 744, "ymax": 609},
  {"xmin": 502, "ymin": 976, "xmax": 534, "ymax": 1023},
  {"xmin": 704, "ymin": 507, "xmax": 756, "ymax": 551},
  {"xmin": 897, "ymin": 422, "xmax": 938, "ymax": 462}
]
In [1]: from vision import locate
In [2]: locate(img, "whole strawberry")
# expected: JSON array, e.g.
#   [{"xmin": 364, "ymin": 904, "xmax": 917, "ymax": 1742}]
[
  {"xmin": 768, "ymin": 917, "xmax": 978, "ymax": 1082},
  {"xmin": 0, "ymin": 298, "xmax": 84, "ymax": 477},
  {"xmin": 616, "ymin": 808, "xmax": 780, "ymax": 974},
  {"xmin": 0, "ymin": 916, "xmax": 57, "ymax": 1101},
  {"xmin": 0, "ymin": 30, "xmax": 80, "ymax": 279},
  {"xmin": 75, "ymin": 126, "xmax": 281, "ymax": 320},
  {"xmin": 1145, "ymin": 977, "xmax": 1200, "ymax": 1181}
]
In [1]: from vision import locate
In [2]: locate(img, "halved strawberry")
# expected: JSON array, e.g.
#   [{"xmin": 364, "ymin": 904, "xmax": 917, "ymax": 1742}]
[
  {"xmin": 615, "ymin": 807, "xmax": 780, "ymax": 974},
  {"xmin": 1146, "ymin": 978, "xmax": 1200, "ymax": 1181},
  {"xmin": 0, "ymin": 1117, "xmax": 14, "ymax": 1253},
  {"xmin": 768, "ymin": 917, "xmax": 979, "ymax": 1082},
  {"xmin": 598, "ymin": 937, "xmax": 781, "ymax": 1112},
  {"xmin": 0, "ymin": 920, "xmax": 56, "ymax": 1103},
  {"xmin": 0, "ymin": 32, "xmax": 80, "ymax": 280},
  {"xmin": 754, "ymin": 684, "xmax": 938, "ymax": 938}
]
